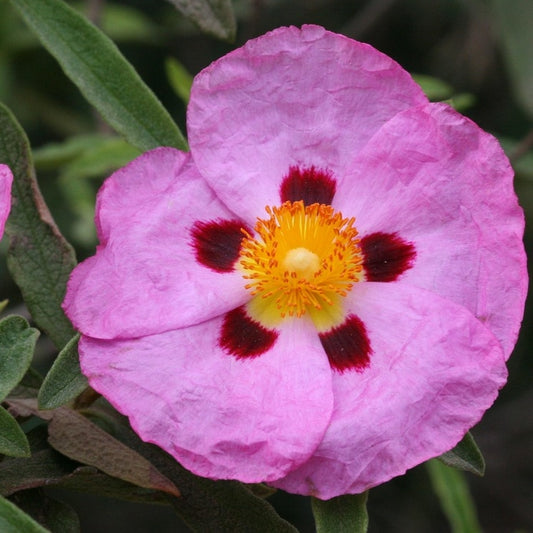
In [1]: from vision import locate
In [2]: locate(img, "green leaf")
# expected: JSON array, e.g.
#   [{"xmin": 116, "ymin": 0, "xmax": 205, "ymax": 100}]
[
  {"xmin": 9, "ymin": 0, "xmax": 187, "ymax": 152},
  {"xmin": 491, "ymin": 0, "xmax": 533, "ymax": 118},
  {"xmin": 311, "ymin": 492, "xmax": 368, "ymax": 533},
  {"xmin": 0, "ymin": 103, "xmax": 77, "ymax": 349},
  {"xmin": 165, "ymin": 57, "xmax": 193, "ymax": 104},
  {"xmin": 446, "ymin": 93, "xmax": 476, "ymax": 113},
  {"xmin": 438, "ymin": 432, "xmax": 485, "ymax": 476},
  {"xmin": 58, "ymin": 138, "xmax": 141, "ymax": 181},
  {"xmin": 412, "ymin": 74, "xmax": 454, "ymax": 101},
  {"xmin": 0, "ymin": 315, "xmax": 40, "ymax": 402},
  {"xmin": 412, "ymin": 74, "xmax": 475, "ymax": 112},
  {"xmin": 0, "ymin": 405, "xmax": 30, "ymax": 457},
  {"xmin": 47, "ymin": 408, "xmax": 181, "ymax": 497},
  {"xmin": 426, "ymin": 459, "xmax": 482, "ymax": 533},
  {"xmin": 166, "ymin": 0, "xmax": 236, "ymax": 41},
  {"xmin": 0, "ymin": 495, "xmax": 50, "ymax": 533},
  {"xmin": 32, "ymin": 134, "xmax": 118, "ymax": 170},
  {"xmin": 38, "ymin": 334, "xmax": 88, "ymax": 410}
]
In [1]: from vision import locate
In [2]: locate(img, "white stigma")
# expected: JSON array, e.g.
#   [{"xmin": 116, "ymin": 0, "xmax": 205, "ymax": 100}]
[{"xmin": 283, "ymin": 247, "xmax": 320, "ymax": 278}]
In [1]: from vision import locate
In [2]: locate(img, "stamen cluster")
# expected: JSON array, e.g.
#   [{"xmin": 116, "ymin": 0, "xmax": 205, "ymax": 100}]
[{"xmin": 239, "ymin": 201, "xmax": 363, "ymax": 323}]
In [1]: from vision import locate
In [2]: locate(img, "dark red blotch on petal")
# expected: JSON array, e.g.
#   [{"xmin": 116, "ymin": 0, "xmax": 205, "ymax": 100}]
[
  {"xmin": 319, "ymin": 315, "xmax": 372, "ymax": 373},
  {"xmin": 361, "ymin": 232, "xmax": 416, "ymax": 282},
  {"xmin": 219, "ymin": 306, "xmax": 278, "ymax": 359},
  {"xmin": 191, "ymin": 219, "xmax": 249, "ymax": 273},
  {"xmin": 280, "ymin": 166, "xmax": 337, "ymax": 206}
]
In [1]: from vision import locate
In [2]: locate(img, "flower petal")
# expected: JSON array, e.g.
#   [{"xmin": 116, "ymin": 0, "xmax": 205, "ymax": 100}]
[
  {"xmin": 188, "ymin": 25, "xmax": 427, "ymax": 223},
  {"xmin": 272, "ymin": 282, "xmax": 507, "ymax": 499},
  {"xmin": 63, "ymin": 148, "xmax": 249, "ymax": 339},
  {"xmin": 79, "ymin": 316, "xmax": 333, "ymax": 483},
  {"xmin": 0, "ymin": 164, "xmax": 13, "ymax": 237},
  {"xmin": 335, "ymin": 103, "xmax": 527, "ymax": 358}
]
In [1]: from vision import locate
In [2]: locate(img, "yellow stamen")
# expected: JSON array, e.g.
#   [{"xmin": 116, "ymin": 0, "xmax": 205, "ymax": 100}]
[{"xmin": 238, "ymin": 201, "xmax": 363, "ymax": 330}]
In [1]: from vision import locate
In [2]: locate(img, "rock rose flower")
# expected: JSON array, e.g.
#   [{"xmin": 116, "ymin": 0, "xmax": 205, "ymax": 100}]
[
  {"xmin": 0, "ymin": 165, "xmax": 13, "ymax": 237},
  {"xmin": 63, "ymin": 26, "xmax": 527, "ymax": 499}
]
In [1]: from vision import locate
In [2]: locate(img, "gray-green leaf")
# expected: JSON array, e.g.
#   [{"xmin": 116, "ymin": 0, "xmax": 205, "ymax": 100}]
[
  {"xmin": 0, "ymin": 495, "xmax": 49, "ymax": 533},
  {"xmin": 311, "ymin": 492, "xmax": 369, "ymax": 533},
  {"xmin": 9, "ymin": 0, "xmax": 187, "ymax": 152},
  {"xmin": 0, "ymin": 315, "xmax": 39, "ymax": 402},
  {"xmin": 0, "ymin": 405, "xmax": 30, "ymax": 457},
  {"xmin": 438, "ymin": 431, "xmax": 485, "ymax": 476},
  {"xmin": 166, "ymin": 0, "xmax": 236, "ymax": 41},
  {"xmin": 0, "ymin": 102, "xmax": 76, "ymax": 349},
  {"xmin": 38, "ymin": 334, "xmax": 88, "ymax": 410}
]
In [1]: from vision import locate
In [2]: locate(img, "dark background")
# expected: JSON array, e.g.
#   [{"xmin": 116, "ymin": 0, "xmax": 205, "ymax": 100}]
[{"xmin": 0, "ymin": 0, "xmax": 531, "ymax": 531}]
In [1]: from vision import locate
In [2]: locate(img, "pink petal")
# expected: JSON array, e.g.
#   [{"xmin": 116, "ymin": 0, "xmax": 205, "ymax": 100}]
[
  {"xmin": 334, "ymin": 103, "xmax": 527, "ymax": 358},
  {"xmin": 272, "ymin": 282, "xmax": 507, "ymax": 499},
  {"xmin": 188, "ymin": 25, "xmax": 427, "ymax": 223},
  {"xmin": 79, "ymin": 316, "xmax": 333, "ymax": 482},
  {"xmin": 63, "ymin": 148, "xmax": 249, "ymax": 339},
  {"xmin": 0, "ymin": 164, "xmax": 13, "ymax": 237}
]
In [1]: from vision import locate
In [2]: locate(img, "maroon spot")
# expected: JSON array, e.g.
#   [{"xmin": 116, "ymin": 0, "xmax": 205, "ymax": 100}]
[
  {"xmin": 360, "ymin": 232, "xmax": 416, "ymax": 282},
  {"xmin": 280, "ymin": 166, "xmax": 336, "ymax": 205},
  {"xmin": 219, "ymin": 306, "xmax": 278, "ymax": 359},
  {"xmin": 319, "ymin": 315, "xmax": 371, "ymax": 373},
  {"xmin": 191, "ymin": 219, "xmax": 249, "ymax": 273}
]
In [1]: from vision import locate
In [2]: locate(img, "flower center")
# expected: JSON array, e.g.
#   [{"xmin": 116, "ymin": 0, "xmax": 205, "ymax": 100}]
[
  {"xmin": 238, "ymin": 201, "xmax": 363, "ymax": 330},
  {"xmin": 283, "ymin": 247, "xmax": 320, "ymax": 278}
]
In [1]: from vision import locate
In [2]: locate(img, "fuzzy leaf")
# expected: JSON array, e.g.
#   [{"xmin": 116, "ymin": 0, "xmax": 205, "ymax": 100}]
[
  {"xmin": 0, "ymin": 102, "xmax": 76, "ymax": 349},
  {"xmin": 0, "ymin": 406, "xmax": 30, "ymax": 458},
  {"xmin": 0, "ymin": 495, "xmax": 49, "ymax": 533},
  {"xmin": 166, "ymin": 0, "xmax": 236, "ymax": 41},
  {"xmin": 311, "ymin": 493, "xmax": 368, "ymax": 533},
  {"xmin": 9, "ymin": 0, "xmax": 187, "ymax": 151},
  {"xmin": 0, "ymin": 315, "xmax": 39, "ymax": 402},
  {"xmin": 47, "ymin": 408, "xmax": 181, "ymax": 497},
  {"xmin": 438, "ymin": 431, "xmax": 485, "ymax": 476},
  {"xmin": 38, "ymin": 334, "xmax": 88, "ymax": 410}
]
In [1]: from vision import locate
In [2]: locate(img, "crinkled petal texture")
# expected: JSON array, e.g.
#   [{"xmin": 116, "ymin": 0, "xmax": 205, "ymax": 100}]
[
  {"xmin": 333, "ymin": 103, "xmax": 527, "ymax": 359},
  {"xmin": 272, "ymin": 283, "xmax": 507, "ymax": 499},
  {"xmin": 79, "ymin": 318, "xmax": 333, "ymax": 482},
  {"xmin": 188, "ymin": 24, "xmax": 427, "ymax": 223},
  {"xmin": 0, "ymin": 164, "xmax": 13, "ymax": 236},
  {"xmin": 63, "ymin": 148, "xmax": 250, "ymax": 339},
  {"xmin": 63, "ymin": 26, "xmax": 527, "ymax": 500}
]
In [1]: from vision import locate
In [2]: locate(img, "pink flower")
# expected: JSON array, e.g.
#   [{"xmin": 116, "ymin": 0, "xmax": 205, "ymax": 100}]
[
  {"xmin": 63, "ymin": 26, "xmax": 527, "ymax": 499},
  {"xmin": 0, "ymin": 165, "xmax": 13, "ymax": 237}
]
